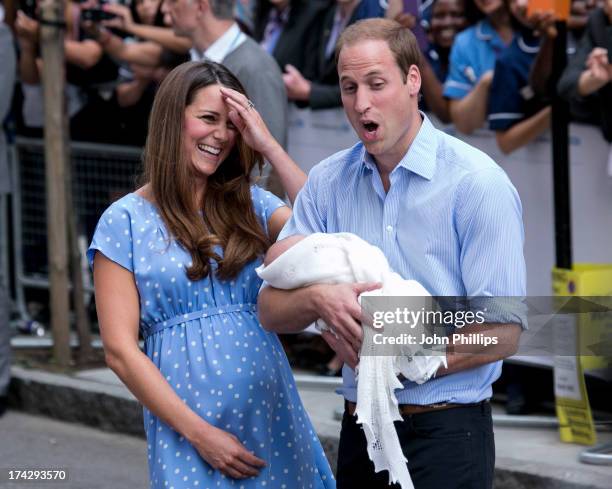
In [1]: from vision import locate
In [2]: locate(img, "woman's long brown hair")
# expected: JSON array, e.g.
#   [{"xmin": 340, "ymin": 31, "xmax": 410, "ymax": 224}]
[{"xmin": 142, "ymin": 61, "xmax": 270, "ymax": 281}]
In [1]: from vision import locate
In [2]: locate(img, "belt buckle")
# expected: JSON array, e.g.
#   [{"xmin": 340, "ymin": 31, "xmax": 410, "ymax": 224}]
[{"xmin": 399, "ymin": 402, "xmax": 452, "ymax": 416}]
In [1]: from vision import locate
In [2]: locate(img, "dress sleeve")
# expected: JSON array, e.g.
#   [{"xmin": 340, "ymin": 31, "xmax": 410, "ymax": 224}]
[
  {"xmin": 87, "ymin": 202, "xmax": 135, "ymax": 272},
  {"xmin": 251, "ymin": 185, "xmax": 287, "ymax": 238}
]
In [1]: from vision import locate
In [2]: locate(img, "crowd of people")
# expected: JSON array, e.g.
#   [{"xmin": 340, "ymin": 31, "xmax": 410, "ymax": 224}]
[
  {"xmin": 0, "ymin": 0, "xmax": 610, "ymax": 153},
  {"xmin": 2, "ymin": 0, "xmax": 610, "ymax": 376},
  {"xmin": 0, "ymin": 0, "xmax": 609, "ymax": 386}
]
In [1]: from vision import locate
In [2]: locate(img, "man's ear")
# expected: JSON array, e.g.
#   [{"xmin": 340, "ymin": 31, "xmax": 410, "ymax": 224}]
[{"xmin": 407, "ymin": 64, "xmax": 421, "ymax": 97}]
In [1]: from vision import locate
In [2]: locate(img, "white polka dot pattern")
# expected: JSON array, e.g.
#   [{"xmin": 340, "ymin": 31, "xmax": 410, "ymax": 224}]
[{"xmin": 87, "ymin": 186, "xmax": 334, "ymax": 488}]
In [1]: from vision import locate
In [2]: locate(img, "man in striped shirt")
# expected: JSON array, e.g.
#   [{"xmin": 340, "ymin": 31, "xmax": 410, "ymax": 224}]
[{"xmin": 259, "ymin": 18, "xmax": 526, "ymax": 489}]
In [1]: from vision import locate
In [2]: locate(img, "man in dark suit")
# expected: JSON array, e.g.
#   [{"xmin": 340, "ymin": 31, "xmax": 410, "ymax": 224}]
[
  {"xmin": 253, "ymin": 0, "xmax": 331, "ymax": 74},
  {"xmin": 283, "ymin": 0, "xmax": 384, "ymax": 109}
]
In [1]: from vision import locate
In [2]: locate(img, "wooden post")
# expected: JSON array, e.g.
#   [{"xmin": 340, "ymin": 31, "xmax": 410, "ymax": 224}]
[
  {"xmin": 39, "ymin": 0, "xmax": 71, "ymax": 367},
  {"xmin": 68, "ymin": 224, "xmax": 94, "ymax": 361}
]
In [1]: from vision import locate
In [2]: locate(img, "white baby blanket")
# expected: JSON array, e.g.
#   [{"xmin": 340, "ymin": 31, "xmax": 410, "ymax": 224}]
[{"xmin": 256, "ymin": 233, "xmax": 448, "ymax": 488}]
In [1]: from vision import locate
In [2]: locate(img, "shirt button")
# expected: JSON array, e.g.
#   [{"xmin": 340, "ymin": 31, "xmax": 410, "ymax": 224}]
[{"xmin": 386, "ymin": 225, "xmax": 393, "ymax": 233}]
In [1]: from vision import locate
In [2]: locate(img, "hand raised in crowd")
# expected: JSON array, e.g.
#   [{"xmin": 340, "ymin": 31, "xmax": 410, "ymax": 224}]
[
  {"xmin": 189, "ymin": 423, "xmax": 266, "ymax": 479},
  {"xmin": 220, "ymin": 87, "xmax": 279, "ymax": 156},
  {"xmin": 512, "ymin": 0, "xmax": 557, "ymax": 37},
  {"xmin": 528, "ymin": 10, "xmax": 558, "ymax": 38},
  {"xmin": 101, "ymin": 3, "xmax": 135, "ymax": 32},
  {"xmin": 393, "ymin": 11, "xmax": 417, "ymax": 30},
  {"xmin": 578, "ymin": 47, "xmax": 611, "ymax": 96},
  {"xmin": 79, "ymin": 0, "xmax": 98, "ymax": 9},
  {"xmin": 15, "ymin": 10, "xmax": 40, "ymax": 47},
  {"xmin": 586, "ymin": 47, "xmax": 612, "ymax": 83},
  {"xmin": 283, "ymin": 64, "xmax": 312, "ymax": 102}
]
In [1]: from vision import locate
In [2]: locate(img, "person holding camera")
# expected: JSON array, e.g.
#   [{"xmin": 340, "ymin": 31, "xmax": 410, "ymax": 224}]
[
  {"xmin": 14, "ymin": 0, "xmax": 123, "ymax": 141},
  {"xmin": 85, "ymin": 0, "xmax": 191, "ymax": 67},
  {"xmin": 79, "ymin": 0, "xmax": 189, "ymax": 145}
]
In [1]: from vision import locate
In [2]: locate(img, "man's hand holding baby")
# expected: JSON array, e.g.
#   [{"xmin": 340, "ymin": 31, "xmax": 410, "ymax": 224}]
[
  {"xmin": 258, "ymin": 233, "xmax": 381, "ymax": 369},
  {"xmin": 310, "ymin": 282, "xmax": 382, "ymax": 369}
]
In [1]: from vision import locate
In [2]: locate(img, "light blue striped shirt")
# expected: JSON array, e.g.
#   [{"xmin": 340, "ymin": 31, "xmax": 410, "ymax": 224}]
[{"xmin": 278, "ymin": 114, "xmax": 527, "ymax": 404}]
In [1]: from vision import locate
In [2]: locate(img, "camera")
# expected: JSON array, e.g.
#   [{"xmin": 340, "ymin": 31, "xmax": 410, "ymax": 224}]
[
  {"xmin": 80, "ymin": 9, "xmax": 118, "ymax": 22},
  {"xmin": 20, "ymin": 0, "xmax": 38, "ymax": 19}
]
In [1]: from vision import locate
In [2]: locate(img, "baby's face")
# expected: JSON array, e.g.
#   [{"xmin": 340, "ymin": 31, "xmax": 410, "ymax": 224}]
[{"xmin": 263, "ymin": 235, "xmax": 305, "ymax": 266}]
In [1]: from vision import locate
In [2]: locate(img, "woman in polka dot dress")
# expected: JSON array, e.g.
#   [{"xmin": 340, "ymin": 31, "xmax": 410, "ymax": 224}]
[{"xmin": 88, "ymin": 61, "xmax": 335, "ymax": 489}]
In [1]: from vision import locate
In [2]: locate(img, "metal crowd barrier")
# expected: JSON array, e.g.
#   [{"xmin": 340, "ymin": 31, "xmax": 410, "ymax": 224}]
[
  {"xmin": 579, "ymin": 443, "xmax": 612, "ymax": 465},
  {"xmin": 10, "ymin": 137, "xmax": 143, "ymax": 322}
]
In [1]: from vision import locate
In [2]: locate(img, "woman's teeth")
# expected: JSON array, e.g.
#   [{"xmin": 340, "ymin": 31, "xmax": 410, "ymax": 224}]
[{"xmin": 197, "ymin": 144, "xmax": 221, "ymax": 156}]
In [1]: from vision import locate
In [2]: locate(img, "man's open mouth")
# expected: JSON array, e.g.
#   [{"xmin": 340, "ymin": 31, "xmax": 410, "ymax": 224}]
[
  {"xmin": 361, "ymin": 120, "xmax": 379, "ymax": 141},
  {"xmin": 362, "ymin": 121, "xmax": 379, "ymax": 133}
]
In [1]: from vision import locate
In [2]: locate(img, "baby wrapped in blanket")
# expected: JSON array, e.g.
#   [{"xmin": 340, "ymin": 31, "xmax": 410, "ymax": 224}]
[{"xmin": 257, "ymin": 232, "xmax": 448, "ymax": 489}]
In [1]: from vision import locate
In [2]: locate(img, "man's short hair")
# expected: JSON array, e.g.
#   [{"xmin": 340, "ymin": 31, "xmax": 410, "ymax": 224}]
[
  {"xmin": 335, "ymin": 18, "xmax": 421, "ymax": 82},
  {"xmin": 209, "ymin": 0, "xmax": 235, "ymax": 20}
]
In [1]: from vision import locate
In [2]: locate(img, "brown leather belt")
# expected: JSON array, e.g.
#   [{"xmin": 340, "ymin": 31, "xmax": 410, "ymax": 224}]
[{"xmin": 345, "ymin": 400, "xmax": 469, "ymax": 416}]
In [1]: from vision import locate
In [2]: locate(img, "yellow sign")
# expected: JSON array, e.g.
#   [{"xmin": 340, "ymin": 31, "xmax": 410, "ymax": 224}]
[{"xmin": 551, "ymin": 264, "xmax": 612, "ymax": 445}]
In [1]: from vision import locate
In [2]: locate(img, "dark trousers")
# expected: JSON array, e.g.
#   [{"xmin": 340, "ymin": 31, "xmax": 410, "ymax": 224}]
[{"xmin": 337, "ymin": 402, "xmax": 495, "ymax": 489}]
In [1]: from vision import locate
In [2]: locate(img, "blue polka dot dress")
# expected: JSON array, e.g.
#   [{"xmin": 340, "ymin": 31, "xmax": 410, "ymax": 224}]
[{"xmin": 87, "ymin": 186, "xmax": 335, "ymax": 489}]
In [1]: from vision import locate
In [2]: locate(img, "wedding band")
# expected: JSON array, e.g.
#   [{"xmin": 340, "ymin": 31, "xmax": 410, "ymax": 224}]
[{"xmin": 247, "ymin": 100, "xmax": 255, "ymax": 110}]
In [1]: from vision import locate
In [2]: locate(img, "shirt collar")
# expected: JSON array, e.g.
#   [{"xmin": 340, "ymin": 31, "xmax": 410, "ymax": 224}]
[
  {"xmin": 204, "ymin": 23, "xmax": 246, "ymax": 63},
  {"xmin": 189, "ymin": 47, "xmax": 204, "ymax": 61},
  {"xmin": 270, "ymin": 5, "xmax": 290, "ymax": 24},
  {"xmin": 361, "ymin": 113, "xmax": 438, "ymax": 181},
  {"xmin": 475, "ymin": 19, "xmax": 496, "ymax": 40},
  {"xmin": 475, "ymin": 18, "xmax": 508, "ymax": 52}
]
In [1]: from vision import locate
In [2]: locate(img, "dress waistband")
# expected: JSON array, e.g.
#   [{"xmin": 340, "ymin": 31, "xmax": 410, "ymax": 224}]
[{"xmin": 142, "ymin": 303, "xmax": 257, "ymax": 339}]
